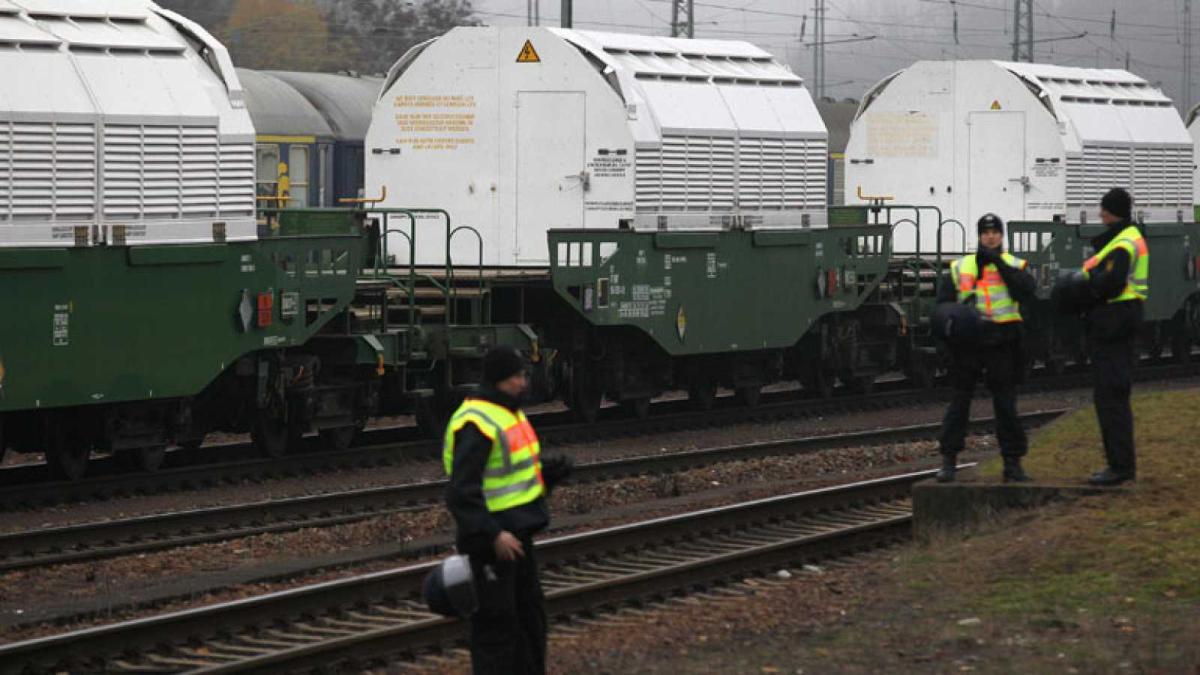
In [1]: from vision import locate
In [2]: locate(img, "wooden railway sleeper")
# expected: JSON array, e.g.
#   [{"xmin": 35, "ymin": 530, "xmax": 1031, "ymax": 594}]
[
  {"xmin": 264, "ymin": 627, "xmax": 325, "ymax": 643},
  {"xmin": 344, "ymin": 609, "xmax": 407, "ymax": 626},
  {"xmin": 371, "ymin": 604, "xmax": 437, "ymax": 621},
  {"xmin": 289, "ymin": 621, "xmax": 360, "ymax": 637},
  {"xmin": 233, "ymin": 635, "xmax": 312, "ymax": 650},
  {"xmin": 203, "ymin": 640, "xmax": 277, "ymax": 657}
]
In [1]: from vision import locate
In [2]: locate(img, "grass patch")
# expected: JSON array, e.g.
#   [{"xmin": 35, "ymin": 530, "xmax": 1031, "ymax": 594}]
[
  {"xmin": 983, "ymin": 389, "xmax": 1198, "ymax": 486},
  {"xmin": 582, "ymin": 391, "xmax": 1200, "ymax": 673},
  {"xmin": 806, "ymin": 389, "xmax": 1200, "ymax": 673}
]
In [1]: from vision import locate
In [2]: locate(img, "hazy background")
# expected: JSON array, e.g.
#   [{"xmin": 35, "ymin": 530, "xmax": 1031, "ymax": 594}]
[
  {"xmin": 475, "ymin": 0, "xmax": 1196, "ymax": 109},
  {"xmin": 162, "ymin": 0, "xmax": 1200, "ymax": 113}
]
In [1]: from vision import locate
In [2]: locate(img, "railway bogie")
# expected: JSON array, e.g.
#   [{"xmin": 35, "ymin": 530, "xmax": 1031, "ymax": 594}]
[
  {"xmin": 545, "ymin": 220, "xmax": 904, "ymax": 409},
  {"xmin": 0, "ymin": 210, "xmax": 367, "ymax": 477}
]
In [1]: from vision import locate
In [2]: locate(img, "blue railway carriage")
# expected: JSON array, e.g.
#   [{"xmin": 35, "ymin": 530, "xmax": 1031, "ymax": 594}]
[
  {"xmin": 267, "ymin": 70, "xmax": 382, "ymax": 205},
  {"xmin": 239, "ymin": 68, "xmax": 380, "ymax": 209}
]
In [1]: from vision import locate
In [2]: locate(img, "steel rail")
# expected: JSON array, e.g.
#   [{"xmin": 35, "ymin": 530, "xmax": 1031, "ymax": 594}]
[
  {"xmin": 0, "ymin": 380, "xmax": 940, "ymax": 509},
  {"xmin": 0, "ymin": 468, "xmax": 946, "ymax": 674},
  {"xmin": 0, "ymin": 410, "xmax": 1064, "ymax": 573},
  {"xmin": 0, "ymin": 359, "xmax": 1193, "ymax": 510}
]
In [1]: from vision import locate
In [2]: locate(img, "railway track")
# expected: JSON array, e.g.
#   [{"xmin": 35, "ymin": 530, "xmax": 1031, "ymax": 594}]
[
  {"xmin": 0, "ymin": 468, "xmax": 945, "ymax": 673},
  {"xmin": 0, "ymin": 410, "xmax": 1064, "ymax": 573},
  {"xmin": 0, "ymin": 358, "xmax": 1191, "ymax": 511},
  {"xmin": 0, "ymin": 379, "xmax": 933, "ymax": 509}
]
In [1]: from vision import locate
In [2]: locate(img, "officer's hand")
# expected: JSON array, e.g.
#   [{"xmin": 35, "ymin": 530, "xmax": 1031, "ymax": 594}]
[
  {"xmin": 976, "ymin": 246, "xmax": 1000, "ymax": 266},
  {"xmin": 493, "ymin": 531, "xmax": 525, "ymax": 561}
]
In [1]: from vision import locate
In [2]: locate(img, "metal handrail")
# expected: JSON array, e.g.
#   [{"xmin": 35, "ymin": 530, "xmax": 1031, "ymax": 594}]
[
  {"xmin": 447, "ymin": 225, "xmax": 485, "ymax": 326},
  {"xmin": 362, "ymin": 208, "xmax": 453, "ymax": 333},
  {"xmin": 379, "ymin": 225, "xmax": 415, "ymax": 333},
  {"xmin": 936, "ymin": 219, "xmax": 968, "ymax": 261}
]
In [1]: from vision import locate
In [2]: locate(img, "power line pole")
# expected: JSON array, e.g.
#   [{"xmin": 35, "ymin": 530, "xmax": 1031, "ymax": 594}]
[
  {"xmin": 813, "ymin": 0, "xmax": 825, "ymax": 98},
  {"xmin": 561, "ymin": 0, "xmax": 571, "ymax": 28},
  {"xmin": 1185, "ymin": 0, "xmax": 1193, "ymax": 107},
  {"xmin": 1011, "ymin": 0, "xmax": 1033, "ymax": 62},
  {"xmin": 670, "ymin": 0, "xmax": 694, "ymax": 38}
]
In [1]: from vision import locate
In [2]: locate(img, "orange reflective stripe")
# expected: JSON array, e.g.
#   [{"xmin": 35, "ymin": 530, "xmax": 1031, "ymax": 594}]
[
  {"xmin": 504, "ymin": 413, "xmax": 544, "ymax": 488},
  {"xmin": 958, "ymin": 273, "xmax": 975, "ymax": 292},
  {"xmin": 1135, "ymin": 237, "xmax": 1148, "ymax": 256},
  {"xmin": 504, "ymin": 420, "xmax": 538, "ymax": 452}
]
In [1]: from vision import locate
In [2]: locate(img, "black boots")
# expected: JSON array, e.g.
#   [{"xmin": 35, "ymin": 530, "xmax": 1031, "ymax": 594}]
[
  {"xmin": 936, "ymin": 455, "xmax": 957, "ymax": 483},
  {"xmin": 1087, "ymin": 467, "xmax": 1135, "ymax": 486},
  {"xmin": 1002, "ymin": 457, "xmax": 1032, "ymax": 483},
  {"xmin": 937, "ymin": 455, "xmax": 1031, "ymax": 483}
]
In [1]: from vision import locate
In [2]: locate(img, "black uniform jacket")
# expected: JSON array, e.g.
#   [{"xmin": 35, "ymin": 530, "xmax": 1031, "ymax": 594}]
[
  {"xmin": 937, "ymin": 248, "xmax": 1037, "ymax": 345},
  {"xmin": 445, "ymin": 386, "xmax": 552, "ymax": 559}
]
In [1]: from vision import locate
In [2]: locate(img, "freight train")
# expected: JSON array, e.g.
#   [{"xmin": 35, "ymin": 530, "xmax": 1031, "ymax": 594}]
[{"xmin": 2, "ymin": 8, "xmax": 1198, "ymax": 482}]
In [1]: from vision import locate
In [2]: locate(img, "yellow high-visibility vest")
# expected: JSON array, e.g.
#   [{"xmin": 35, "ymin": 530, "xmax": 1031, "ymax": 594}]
[
  {"xmin": 951, "ymin": 252, "xmax": 1028, "ymax": 324},
  {"xmin": 1083, "ymin": 225, "xmax": 1149, "ymax": 303},
  {"xmin": 443, "ymin": 398, "xmax": 545, "ymax": 512}
]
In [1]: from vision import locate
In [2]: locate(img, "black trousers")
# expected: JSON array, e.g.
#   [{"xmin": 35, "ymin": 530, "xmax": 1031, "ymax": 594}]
[
  {"xmin": 1088, "ymin": 301, "xmax": 1142, "ymax": 475},
  {"xmin": 469, "ymin": 535, "xmax": 546, "ymax": 675},
  {"xmin": 939, "ymin": 338, "xmax": 1027, "ymax": 458}
]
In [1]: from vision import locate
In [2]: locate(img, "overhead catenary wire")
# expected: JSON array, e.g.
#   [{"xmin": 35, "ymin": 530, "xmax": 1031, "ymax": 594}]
[{"xmin": 474, "ymin": 0, "xmax": 1191, "ymax": 105}]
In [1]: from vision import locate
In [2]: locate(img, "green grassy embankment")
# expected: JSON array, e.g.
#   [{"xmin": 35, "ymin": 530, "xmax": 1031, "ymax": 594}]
[
  {"xmin": 807, "ymin": 389, "xmax": 1200, "ymax": 673},
  {"xmin": 622, "ymin": 390, "xmax": 1200, "ymax": 674}
]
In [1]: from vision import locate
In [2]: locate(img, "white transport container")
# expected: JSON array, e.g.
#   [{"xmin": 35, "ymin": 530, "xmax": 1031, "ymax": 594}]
[
  {"xmin": 0, "ymin": 0, "xmax": 255, "ymax": 247},
  {"xmin": 1187, "ymin": 104, "xmax": 1200, "ymax": 208},
  {"xmin": 366, "ymin": 27, "xmax": 828, "ymax": 267},
  {"xmin": 845, "ymin": 61, "xmax": 1194, "ymax": 254}
]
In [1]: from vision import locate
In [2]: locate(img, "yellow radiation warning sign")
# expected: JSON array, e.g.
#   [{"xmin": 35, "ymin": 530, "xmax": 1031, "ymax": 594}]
[
  {"xmin": 990, "ymin": 99, "xmax": 1002, "ymax": 110},
  {"xmin": 516, "ymin": 39, "xmax": 541, "ymax": 63}
]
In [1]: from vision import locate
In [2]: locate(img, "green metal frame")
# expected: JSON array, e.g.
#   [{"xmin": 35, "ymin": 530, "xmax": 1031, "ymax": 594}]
[
  {"xmin": 1007, "ymin": 220, "xmax": 1200, "ymax": 323},
  {"xmin": 0, "ymin": 210, "xmax": 365, "ymax": 412},
  {"xmin": 547, "ymin": 225, "xmax": 893, "ymax": 356}
]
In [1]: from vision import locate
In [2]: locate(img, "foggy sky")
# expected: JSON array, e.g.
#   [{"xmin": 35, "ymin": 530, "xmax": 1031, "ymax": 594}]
[{"xmin": 473, "ymin": 0, "xmax": 1198, "ymax": 114}]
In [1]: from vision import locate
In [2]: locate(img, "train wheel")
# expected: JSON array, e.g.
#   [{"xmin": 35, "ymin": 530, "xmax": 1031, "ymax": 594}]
[
  {"xmin": 909, "ymin": 363, "xmax": 935, "ymax": 390},
  {"xmin": 843, "ymin": 373, "xmax": 875, "ymax": 394},
  {"xmin": 46, "ymin": 422, "xmax": 90, "ymax": 481},
  {"xmin": 252, "ymin": 415, "xmax": 296, "ymax": 459},
  {"xmin": 569, "ymin": 372, "xmax": 603, "ymax": 424},
  {"xmin": 623, "ymin": 396, "xmax": 651, "ymax": 420},
  {"xmin": 687, "ymin": 383, "xmax": 717, "ymax": 411},
  {"xmin": 802, "ymin": 366, "xmax": 834, "ymax": 399},
  {"xmin": 415, "ymin": 398, "xmax": 449, "ymax": 437},
  {"xmin": 736, "ymin": 385, "xmax": 762, "ymax": 408},
  {"xmin": 178, "ymin": 433, "xmax": 205, "ymax": 453},
  {"xmin": 119, "ymin": 445, "xmax": 166, "ymax": 472},
  {"xmin": 320, "ymin": 426, "xmax": 357, "ymax": 452}
]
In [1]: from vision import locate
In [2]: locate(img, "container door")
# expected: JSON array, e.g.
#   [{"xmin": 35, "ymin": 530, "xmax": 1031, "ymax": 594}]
[
  {"xmin": 516, "ymin": 91, "xmax": 586, "ymax": 263},
  {"xmin": 968, "ymin": 111, "xmax": 1026, "ymax": 230}
]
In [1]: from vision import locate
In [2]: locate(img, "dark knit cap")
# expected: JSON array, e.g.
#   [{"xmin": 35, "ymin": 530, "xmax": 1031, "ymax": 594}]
[
  {"xmin": 483, "ymin": 346, "xmax": 525, "ymax": 385},
  {"xmin": 977, "ymin": 212, "xmax": 1004, "ymax": 235},
  {"xmin": 1100, "ymin": 188, "xmax": 1132, "ymax": 220}
]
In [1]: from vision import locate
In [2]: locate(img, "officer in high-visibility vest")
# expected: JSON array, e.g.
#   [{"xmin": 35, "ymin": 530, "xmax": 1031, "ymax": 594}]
[
  {"xmin": 1082, "ymin": 188, "xmax": 1147, "ymax": 486},
  {"xmin": 444, "ymin": 346, "xmax": 573, "ymax": 675},
  {"xmin": 936, "ymin": 213, "xmax": 1038, "ymax": 483}
]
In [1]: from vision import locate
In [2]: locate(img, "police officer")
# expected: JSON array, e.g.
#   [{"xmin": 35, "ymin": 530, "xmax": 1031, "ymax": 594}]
[
  {"xmin": 937, "ymin": 213, "xmax": 1038, "ymax": 483},
  {"xmin": 444, "ymin": 346, "xmax": 572, "ymax": 674},
  {"xmin": 1082, "ymin": 188, "xmax": 1147, "ymax": 486}
]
